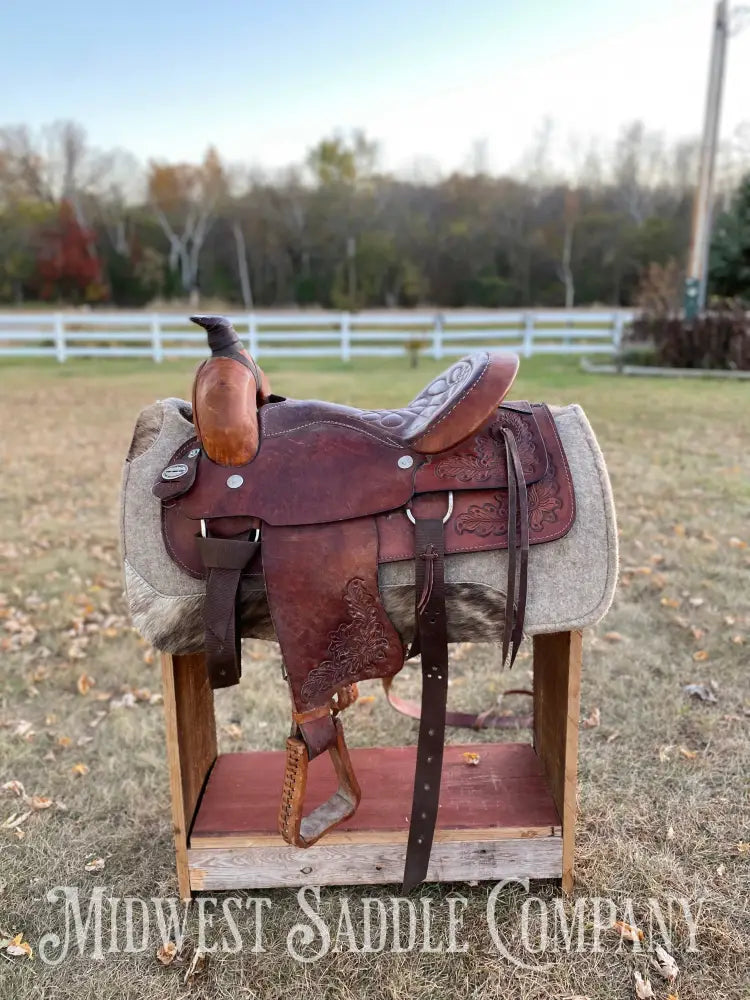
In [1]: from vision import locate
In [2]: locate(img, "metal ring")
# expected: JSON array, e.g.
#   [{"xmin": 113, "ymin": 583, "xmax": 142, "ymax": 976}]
[
  {"xmin": 200, "ymin": 519, "xmax": 261, "ymax": 544},
  {"xmin": 405, "ymin": 491, "xmax": 453, "ymax": 525}
]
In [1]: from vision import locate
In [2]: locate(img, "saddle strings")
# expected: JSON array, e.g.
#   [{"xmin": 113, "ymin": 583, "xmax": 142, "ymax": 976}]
[{"xmin": 501, "ymin": 427, "xmax": 529, "ymax": 667}]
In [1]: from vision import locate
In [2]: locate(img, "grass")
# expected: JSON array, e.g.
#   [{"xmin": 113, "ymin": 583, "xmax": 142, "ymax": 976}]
[{"xmin": 0, "ymin": 355, "xmax": 748, "ymax": 999}]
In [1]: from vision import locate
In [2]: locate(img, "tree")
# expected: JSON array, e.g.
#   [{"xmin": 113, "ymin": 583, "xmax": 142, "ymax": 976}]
[
  {"xmin": 148, "ymin": 146, "xmax": 227, "ymax": 299},
  {"xmin": 709, "ymin": 173, "xmax": 750, "ymax": 301},
  {"xmin": 35, "ymin": 200, "xmax": 105, "ymax": 302}
]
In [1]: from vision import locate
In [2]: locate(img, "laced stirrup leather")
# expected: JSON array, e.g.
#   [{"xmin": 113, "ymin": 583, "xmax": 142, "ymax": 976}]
[{"xmin": 278, "ymin": 711, "xmax": 361, "ymax": 848}]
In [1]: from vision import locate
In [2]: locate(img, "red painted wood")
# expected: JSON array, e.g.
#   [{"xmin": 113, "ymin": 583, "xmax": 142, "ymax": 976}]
[{"xmin": 192, "ymin": 743, "xmax": 560, "ymax": 839}]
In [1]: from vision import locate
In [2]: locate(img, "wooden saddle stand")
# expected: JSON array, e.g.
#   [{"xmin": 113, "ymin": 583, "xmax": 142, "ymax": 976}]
[{"xmin": 155, "ymin": 316, "xmax": 583, "ymax": 896}]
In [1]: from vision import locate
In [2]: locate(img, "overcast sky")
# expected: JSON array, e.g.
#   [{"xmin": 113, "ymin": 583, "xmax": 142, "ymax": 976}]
[{"xmin": 3, "ymin": 0, "xmax": 749, "ymax": 175}]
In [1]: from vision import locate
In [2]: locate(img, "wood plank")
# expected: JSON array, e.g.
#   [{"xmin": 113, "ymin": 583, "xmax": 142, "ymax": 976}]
[
  {"xmin": 191, "ymin": 743, "xmax": 561, "ymax": 848},
  {"xmin": 161, "ymin": 652, "xmax": 217, "ymax": 899},
  {"xmin": 189, "ymin": 837, "xmax": 563, "ymax": 890},
  {"xmin": 191, "ymin": 825, "xmax": 560, "ymax": 850},
  {"xmin": 532, "ymin": 631, "xmax": 582, "ymax": 895}
]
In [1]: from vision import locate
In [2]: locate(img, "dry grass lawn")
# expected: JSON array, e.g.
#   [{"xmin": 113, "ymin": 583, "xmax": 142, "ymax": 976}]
[{"xmin": 0, "ymin": 354, "xmax": 748, "ymax": 999}]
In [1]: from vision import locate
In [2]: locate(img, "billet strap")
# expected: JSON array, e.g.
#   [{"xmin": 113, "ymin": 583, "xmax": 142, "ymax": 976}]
[
  {"xmin": 501, "ymin": 428, "xmax": 529, "ymax": 667},
  {"xmin": 382, "ymin": 676, "xmax": 533, "ymax": 730},
  {"xmin": 196, "ymin": 530, "xmax": 260, "ymax": 689},
  {"xmin": 278, "ymin": 715, "xmax": 361, "ymax": 848},
  {"xmin": 402, "ymin": 496, "xmax": 450, "ymax": 892}
]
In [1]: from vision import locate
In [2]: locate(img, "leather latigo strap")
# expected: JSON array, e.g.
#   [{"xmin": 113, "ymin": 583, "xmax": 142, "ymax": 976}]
[
  {"xmin": 197, "ymin": 531, "xmax": 260, "ymax": 688},
  {"xmin": 402, "ymin": 494, "xmax": 451, "ymax": 891},
  {"xmin": 382, "ymin": 676, "xmax": 533, "ymax": 730}
]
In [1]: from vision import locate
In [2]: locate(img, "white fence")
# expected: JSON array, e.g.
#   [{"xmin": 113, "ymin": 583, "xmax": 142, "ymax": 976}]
[{"xmin": 0, "ymin": 310, "xmax": 634, "ymax": 362}]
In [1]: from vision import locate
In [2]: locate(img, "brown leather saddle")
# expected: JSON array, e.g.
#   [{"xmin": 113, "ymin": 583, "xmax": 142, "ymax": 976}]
[{"xmin": 154, "ymin": 321, "xmax": 575, "ymax": 889}]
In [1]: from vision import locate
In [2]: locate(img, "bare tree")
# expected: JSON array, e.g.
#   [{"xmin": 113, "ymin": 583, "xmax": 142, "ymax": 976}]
[{"xmin": 148, "ymin": 146, "xmax": 227, "ymax": 299}]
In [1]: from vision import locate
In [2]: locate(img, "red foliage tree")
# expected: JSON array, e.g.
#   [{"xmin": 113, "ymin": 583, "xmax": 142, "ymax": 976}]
[{"xmin": 36, "ymin": 201, "xmax": 106, "ymax": 301}]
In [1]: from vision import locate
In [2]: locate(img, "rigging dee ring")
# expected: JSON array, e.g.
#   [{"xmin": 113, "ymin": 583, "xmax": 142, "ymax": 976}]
[
  {"xmin": 200, "ymin": 519, "xmax": 261, "ymax": 543},
  {"xmin": 405, "ymin": 491, "xmax": 454, "ymax": 525}
]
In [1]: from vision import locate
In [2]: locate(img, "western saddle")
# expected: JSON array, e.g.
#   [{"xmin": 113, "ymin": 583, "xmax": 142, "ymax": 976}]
[{"xmin": 154, "ymin": 316, "xmax": 575, "ymax": 890}]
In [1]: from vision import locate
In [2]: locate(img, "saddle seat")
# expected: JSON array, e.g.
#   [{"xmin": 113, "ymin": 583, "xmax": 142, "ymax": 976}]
[
  {"xmin": 257, "ymin": 351, "xmax": 519, "ymax": 456},
  {"xmin": 346, "ymin": 351, "xmax": 519, "ymax": 453}
]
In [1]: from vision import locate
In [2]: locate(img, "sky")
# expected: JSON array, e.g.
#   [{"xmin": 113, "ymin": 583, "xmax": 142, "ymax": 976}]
[{"xmin": 2, "ymin": 0, "xmax": 749, "ymax": 177}]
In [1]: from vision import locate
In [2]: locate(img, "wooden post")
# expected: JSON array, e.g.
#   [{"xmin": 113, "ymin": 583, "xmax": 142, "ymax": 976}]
[
  {"xmin": 54, "ymin": 314, "xmax": 66, "ymax": 363},
  {"xmin": 532, "ymin": 630, "xmax": 582, "ymax": 894},
  {"xmin": 161, "ymin": 652, "xmax": 217, "ymax": 899},
  {"xmin": 340, "ymin": 312, "xmax": 351, "ymax": 362}
]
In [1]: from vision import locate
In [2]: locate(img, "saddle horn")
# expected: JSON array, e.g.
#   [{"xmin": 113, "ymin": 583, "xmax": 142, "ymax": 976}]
[{"xmin": 190, "ymin": 314, "xmax": 271, "ymax": 466}]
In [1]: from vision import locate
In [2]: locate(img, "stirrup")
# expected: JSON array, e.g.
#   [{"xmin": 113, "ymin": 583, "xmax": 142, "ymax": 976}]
[{"xmin": 278, "ymin": 716, "xmax": 361, "ymax": 848}]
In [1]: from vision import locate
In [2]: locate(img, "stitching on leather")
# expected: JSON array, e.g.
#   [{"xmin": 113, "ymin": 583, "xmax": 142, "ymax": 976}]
[
  {"xmin": 263, "ymin": 419, "xmax": 405, "ymax": 448},
  {"xmin": 413, "ymin": 353, "xmax": 491, "ymax": 448}
]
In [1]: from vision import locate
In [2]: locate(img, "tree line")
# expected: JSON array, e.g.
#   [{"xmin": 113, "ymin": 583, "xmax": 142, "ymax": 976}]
[{"xmin": 0, "ymin": 119, "xmax": 748, "ymax": 310}]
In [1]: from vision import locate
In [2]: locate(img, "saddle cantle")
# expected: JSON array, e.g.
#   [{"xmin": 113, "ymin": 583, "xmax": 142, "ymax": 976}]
[{"xmin": 151, "ymin": 316, "xmax": 577, "ymax": 890}]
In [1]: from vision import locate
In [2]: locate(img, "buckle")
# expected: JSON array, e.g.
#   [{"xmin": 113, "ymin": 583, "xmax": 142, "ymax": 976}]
[
  {"xmin": 405, "ymin": 491, "xmax": 453, "ymax": 525},
  {"xmin": 200, "ymin": 519, "xmax": 261, "ymax": 542}
]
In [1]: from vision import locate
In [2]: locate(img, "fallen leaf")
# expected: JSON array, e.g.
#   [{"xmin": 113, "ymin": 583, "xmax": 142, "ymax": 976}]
[
  {"xmin": 462, "ymin": 752, "xmax": 481, "ymax": 766},
  {"xmin": 357, "ymin": 695, "xmax": 376, "ymax": 705},
  {"xmin": 1, "ymin": 780, "xmax": 26, "ymax": 798},
  {"xmin": 634, "ymin": 971, "xmax": 654, "ymax": 999},
  {"xmin": 690, "ymin": 627, "xmax": 705, "ymax": 641},
  {"xmin": 678, "ymin": 747, "xmax": 697, "ymax": 760},
  {"xmin": 688, "ymin": 596, "xmax": 704, "ymax": 607},
  {"xmin": 736, "ymin": 842, "xmax": 750, "ymax": 854},
  {"xmin": 683, "ymin": 683, "xmax": 717, "ymax": 703},
  {"xmin": 582, "ymin": 707, "xmax": 601, "ymax": 729},
  {"xmin": 57, "ymin": 736, "xmax": 72, "ymax": 748},
  {"xmin": 731, "ymin": 634, "xmax": 745, "ymax": 645},
  {"xmin": 30, "ymin": 796, "xmax": 53, "ymax": 811},
  {"xmin": 84, "ymin": 858, "xmax": 105, "ymax": 873},
  {"xmin": 666, "ymin": 825, "xmax": 675, "ymax": 840},
  {"xmin": 660, "ymin": 597, "xmax": 681, "ymax": 608},
  {"xmin": 5, "ymin": 932, "xmax": 32, "ymax": 959},
  {"xmin": 692, "ymin": 650, "xmax": 709, "ymax": 662},
  {"xmin": 71, "ymin": 762, "xmax": 89, "ymax": 777},
  {"xmin": 156, "ymin": 940, "xmax": 178, "ymax": 966},
  {"xmin": 604, "ymin": 632, "xmax": 624, "ymax": 642},
  {"xmin": 2, "ymin": 811, "xmax": 31, "ymax": 830},
  {"xmin": 221, "ymin": 723, "xmax": 243, "ymax": 741},
  {"xmin": 728, "ymin": 536, "xmax": 746, "ymax": 549},
  {"xmin": 76, "ymin": 673, "xmax": 95, "ymax": 696},
  {"xmin": 651, "ymin": 944, "xmax": 679, "ymax": 980},
  {"xmin": 673, "ymin": 524, "xmax": 685, "ymax": 537},
  {"xmin": 613, "ymin": 919, "xmax": 644, "ymax": 943},
  {"xmin": 110, "ymin": 692, "xmax": 136, "ymax": 709}
]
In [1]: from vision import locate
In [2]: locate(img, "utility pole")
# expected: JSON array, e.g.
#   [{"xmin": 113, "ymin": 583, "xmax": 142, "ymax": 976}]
[{"xmin": 684, "ymin": 0, "xmax": 730, "ymax": 319}]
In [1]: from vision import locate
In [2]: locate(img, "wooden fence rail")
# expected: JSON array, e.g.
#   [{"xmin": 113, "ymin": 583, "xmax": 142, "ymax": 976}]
[{"xmin": 0, "ymin": 310, "xmax": 634, "ymax": 362}]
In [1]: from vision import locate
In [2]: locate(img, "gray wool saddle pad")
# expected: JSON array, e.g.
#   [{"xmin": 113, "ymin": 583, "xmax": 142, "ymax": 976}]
[{"xmin": 121, "ymin": 397, "xmax": 618, "ymax": 655}]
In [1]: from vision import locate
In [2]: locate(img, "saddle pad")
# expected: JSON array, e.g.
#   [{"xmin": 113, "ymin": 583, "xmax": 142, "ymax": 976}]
[{"xmin": 121, "ymin": 398, "xmax": 618, "ymax": 655}]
